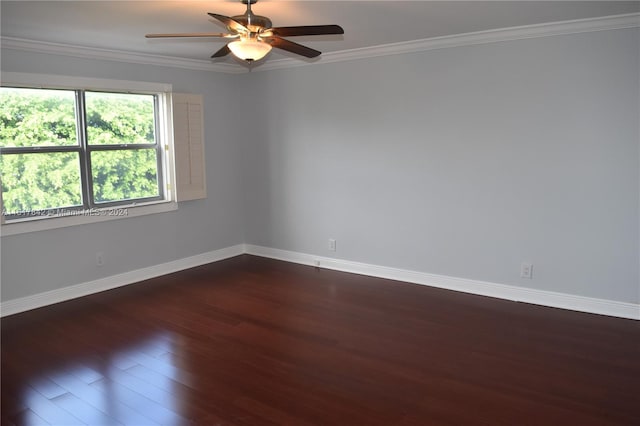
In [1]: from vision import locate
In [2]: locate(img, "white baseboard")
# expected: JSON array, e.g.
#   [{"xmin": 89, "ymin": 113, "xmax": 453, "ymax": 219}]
[
  {"xmin": 2, "ymin": 243, "xmax": 638, "ymax": 320},
  {"xmin": 245, "ymin": 245, "xmax": 640, "ymax": 321},
  {"xmin": 0, "ymin": 244, "xmax": 245, "ymax": 317}
]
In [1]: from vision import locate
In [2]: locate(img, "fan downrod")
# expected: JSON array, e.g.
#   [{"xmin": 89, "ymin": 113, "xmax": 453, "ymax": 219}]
[{"xmin": 233, "ymin": 0, "xmax": 271, "ymax": 31}]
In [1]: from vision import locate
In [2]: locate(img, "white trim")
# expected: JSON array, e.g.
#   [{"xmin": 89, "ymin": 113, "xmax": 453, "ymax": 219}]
[
  {"xmin": 0, "ymin": 244, "xmax": 245, "ymax": 317},
  {"xmin": 2, "ymin": 243, "xmax": 637, "ymax": 319},
  {"xmin": 2, "ymin": 13, "xmax": 638, "ymax": 74},
  {"xmin": 255, "ymin": 12, "xmax": 640, "ymax": 72},
  {"xmin": 0, "ymin": 38, "xmax": 246, "ymax": 74},
  {"xmin": 245, "ymin": 245, "xmax": 640, "ymax": 321}
]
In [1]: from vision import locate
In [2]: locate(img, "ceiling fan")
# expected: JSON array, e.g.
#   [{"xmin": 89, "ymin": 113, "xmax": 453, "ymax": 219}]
[{"xmin": 145, "ymin": 0, "xmax": 344, "ymax": 63}]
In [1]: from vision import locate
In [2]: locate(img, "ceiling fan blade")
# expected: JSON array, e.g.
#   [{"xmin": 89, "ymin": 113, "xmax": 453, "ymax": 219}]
[
  {"xmin": 146, "ymin": 32, "xmax": 235, "ymax": 38},
  {"xmin": 211, "ymin": 45, "xmax": 231, "ymax": 58},
  {"xmin": 208, "ymin": 13, "xmax": 249, "ymax": 34},
  {"xmin": 270, "ymin": 25, "xmax": 344, "ymax": 37},
  {"xmin": 267, "ymin": 36, "xmax": 321, "ymax": 58}
]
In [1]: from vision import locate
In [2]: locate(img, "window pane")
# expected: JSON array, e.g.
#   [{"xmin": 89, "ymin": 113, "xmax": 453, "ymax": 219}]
[
  {"xmin": 85, "ymin": 92, "xmax": 156, "ymax": 145},
  {"xmin": 0, "ymin": 152, "xmax": 82, "ymax": 214},
  {"xmin": 0, "ymin": 87, "xmax": 78, "ymax": 147},
  {"xmin": 91, "ymin": 149, "xmax": 160, "ymax": 203}
]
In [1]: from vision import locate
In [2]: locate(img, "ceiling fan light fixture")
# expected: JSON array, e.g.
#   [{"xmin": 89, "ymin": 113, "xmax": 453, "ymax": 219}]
[
  {"xmin": 228, "ymin": 39, "xmax": 272, "ymax": 61},
  {"xmin": 146, "ymin": 0, "xmax": 344, "ymax": 63}
]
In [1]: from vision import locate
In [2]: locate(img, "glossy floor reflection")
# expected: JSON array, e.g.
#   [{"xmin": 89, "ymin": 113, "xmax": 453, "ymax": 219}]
[
  {"xmin": 2, "ymin": 255, "xmax": 640, "ymax": 425},
  {"xmin": 5, "ymin": 326, "xmax": 188, "ymax": 425}
]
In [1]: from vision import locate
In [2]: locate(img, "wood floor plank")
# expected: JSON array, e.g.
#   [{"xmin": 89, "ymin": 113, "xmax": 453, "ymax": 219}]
[
  {"xmin": 49, "ymin": 393, "xmax": 122, "ymax": 426},
  {"xmin": 8, "ymin": 409, "xmax": 50, "ymax": 426},
  {"xmin": 18, "ymin": 387, "xmax": 84, "ymax": 426},
  {"xmin": 2, "ymin": 255, "xmax": 639, "ymax": 425},
  {"xmin": 45, "ymin": 372, "xmax": 161, "ymax": 426},
  {"xmin": 88, "ymin": 378, "xmax": 187, "ymax": 425},
  {"xmin": 28, "ymin": 378, "xmax": 67, "ymax": 401}
]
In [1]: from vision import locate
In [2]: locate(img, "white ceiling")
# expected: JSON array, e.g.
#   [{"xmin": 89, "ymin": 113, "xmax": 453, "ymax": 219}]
[{"xmin": 2, "ymin": 1, "xmax": 638, "ymax": 65}]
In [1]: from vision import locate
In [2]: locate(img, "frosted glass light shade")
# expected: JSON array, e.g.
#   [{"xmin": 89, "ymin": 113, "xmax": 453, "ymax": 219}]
[{"xmin": 228, "ymin": 40, "xmax": 272, "ymax": 61}]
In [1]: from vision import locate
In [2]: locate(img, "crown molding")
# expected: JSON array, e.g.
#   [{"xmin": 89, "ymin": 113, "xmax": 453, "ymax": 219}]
[
  {"xmin": 256, "ymin": 12, "xmax": 640, "ymax": 72},
  {"xmin": 1, "ymin": 37, "xmax": 246, "ymax": 74},
  {"xmin": 2, "ymin": 13, "xmax": 638, "ymax": 74}
]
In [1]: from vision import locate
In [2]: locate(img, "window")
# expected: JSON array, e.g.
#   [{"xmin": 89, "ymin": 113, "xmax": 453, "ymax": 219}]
[{"xmin": 1, "ymin": 86, "xmax": 167, "ymax": 221}]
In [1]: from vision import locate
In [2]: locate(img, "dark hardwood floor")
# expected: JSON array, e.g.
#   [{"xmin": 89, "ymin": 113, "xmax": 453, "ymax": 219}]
[{"xmin": 2, "ymin": 255, "xmax": 639, "ymax": 425}]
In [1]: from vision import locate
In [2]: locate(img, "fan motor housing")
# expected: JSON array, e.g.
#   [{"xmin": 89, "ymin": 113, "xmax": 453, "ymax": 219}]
[{"xmin": 232, "ymin": 13, "xmax": 272, "ymax": 31}]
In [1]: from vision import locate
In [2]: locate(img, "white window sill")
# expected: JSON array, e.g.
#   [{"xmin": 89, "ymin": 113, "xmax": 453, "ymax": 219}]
[{"xmin": 1, "ymin": 201, "xmax": 178, "ymax": 236}]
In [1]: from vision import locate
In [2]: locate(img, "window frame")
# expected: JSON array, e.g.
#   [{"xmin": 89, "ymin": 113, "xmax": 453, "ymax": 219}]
[
  {"xmin": 82, "ymin": 90, "xmax": 165, "ymax": 208},
  {"xmin": 0, "ymin": 73, "xmax": 177, "ymax": 234}
]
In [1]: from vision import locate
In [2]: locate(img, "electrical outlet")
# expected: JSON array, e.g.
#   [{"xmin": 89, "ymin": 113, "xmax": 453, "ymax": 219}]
[
  {"xmin": 96, "ymin": 252, "xmax": 104, "ymax": 266},
  {"xmin": 328, "ymin": 239, "xmax": 336, "ymax": 251},
  {"xmin": 520, "ymin": 262, "xmax": 533, "ymax": 279}
]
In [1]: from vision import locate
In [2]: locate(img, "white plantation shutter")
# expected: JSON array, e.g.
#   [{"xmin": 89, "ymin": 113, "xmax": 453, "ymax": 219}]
[{"xmin": 172, "ymin": 93, "xmax": 206, "ymax": 201}]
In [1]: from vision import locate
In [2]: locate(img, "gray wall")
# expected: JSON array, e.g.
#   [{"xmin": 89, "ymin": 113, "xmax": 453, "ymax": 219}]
[
  {"xmin": 1, "ymin": 49, "xmax": 248, "ymax": 301},
  {"xmin": 242, "ymin": 28, "xmax": 640, "ymax": 303},
  {"xmin": 2, "ymin": 26, "xmax": 639, "ymax": 306}
]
